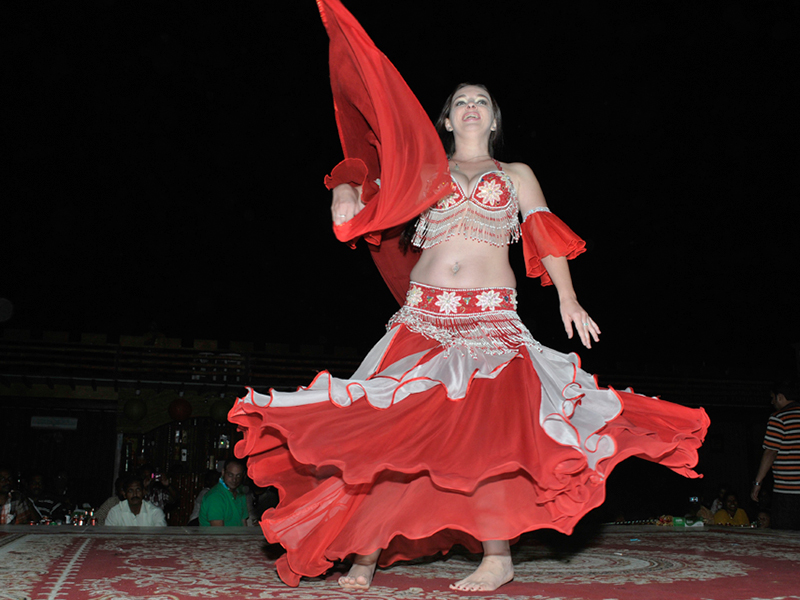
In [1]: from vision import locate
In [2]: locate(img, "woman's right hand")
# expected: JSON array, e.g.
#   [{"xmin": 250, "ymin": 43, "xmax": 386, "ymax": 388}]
[
  {"xmin": 559, "ymin": 297, "xmax": 600, "ymax": 349},
  {"xmin": 331, "ymin": 183, "xmax": 364, "ymax": 225}
]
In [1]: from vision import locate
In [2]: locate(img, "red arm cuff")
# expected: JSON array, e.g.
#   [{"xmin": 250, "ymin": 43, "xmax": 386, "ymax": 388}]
[
  {"xmin": 323, "ymin": 158, "xmax": 369, "ymax": 190},
  {"xmin": 323, "ymin": 157, "xmax": 380, "ymax": 205},
  {"xmin": 521, "ymin": 210, "xmax": 586, "ymax": 286}
]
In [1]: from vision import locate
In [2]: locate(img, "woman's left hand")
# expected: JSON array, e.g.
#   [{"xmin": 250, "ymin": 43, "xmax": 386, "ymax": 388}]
[{"xmin": 560, "ymin": 298, "xmax": 601, "ymax": 349}]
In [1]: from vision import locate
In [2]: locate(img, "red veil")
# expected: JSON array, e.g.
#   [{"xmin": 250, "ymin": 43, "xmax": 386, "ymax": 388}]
[{"xmin": 317, "ymin": 0, "xmax": 452, "ymax": 304}]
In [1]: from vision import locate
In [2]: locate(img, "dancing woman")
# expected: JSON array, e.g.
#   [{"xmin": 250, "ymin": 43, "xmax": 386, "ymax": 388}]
[
  {"xmin": 331, "ymin": 82, "xmax": 600, "ymax": 592},
  {"xmin": 229, "ymin": 0, "xmax": 709, "ymax": 593}
]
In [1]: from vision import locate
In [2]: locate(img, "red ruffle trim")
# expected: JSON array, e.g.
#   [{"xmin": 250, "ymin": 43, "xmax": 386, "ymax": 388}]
[
  {"xmin": 522, "ymin": 211, "xmax": 587, "ymax": 286},
  {"xmin": 228, "ymin": 326, "xmax": 709, "ymax": 587},
  {"xmin": 323, "ymin": 157, "xmax": 367, "ymax": 190}
]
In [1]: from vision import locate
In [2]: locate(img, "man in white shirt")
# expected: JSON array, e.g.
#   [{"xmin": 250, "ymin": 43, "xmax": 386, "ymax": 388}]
[{"xmin": 105, "ymin": 477, "xmax": 167, "ymax": 527}]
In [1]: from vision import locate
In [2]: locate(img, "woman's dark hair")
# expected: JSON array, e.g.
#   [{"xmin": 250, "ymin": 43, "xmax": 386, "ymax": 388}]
[{"xmin": 435, "ymin": 82, "xmax": 503, "ymax": 158}]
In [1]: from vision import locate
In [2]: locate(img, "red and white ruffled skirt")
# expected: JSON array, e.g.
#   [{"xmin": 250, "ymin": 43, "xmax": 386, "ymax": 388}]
[{"xmin": 229, "ymin": 282, "xmax": 709, "ymax": 587}]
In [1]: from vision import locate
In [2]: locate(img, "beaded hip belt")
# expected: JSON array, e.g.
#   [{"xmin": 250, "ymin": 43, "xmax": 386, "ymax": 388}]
[
  {"xmin": 402, "ymin": 281, "xmax": 518, "ymax": 315},
  {"xmin": 387, "ymin": 282, "xmax": 536, "ymax": 355}
]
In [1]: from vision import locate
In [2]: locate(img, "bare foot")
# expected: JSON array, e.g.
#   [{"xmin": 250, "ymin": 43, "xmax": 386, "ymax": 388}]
[
  {"xmin": 449, "ymin": 554, "xmax": 514, "ymax": 593},
  {"xmin": 338, "ymin": 550, "xmax": 380, "ymax": 591}
]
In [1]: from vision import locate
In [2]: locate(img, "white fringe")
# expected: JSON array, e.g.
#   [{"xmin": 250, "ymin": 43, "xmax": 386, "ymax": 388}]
[
  {"xmin": 412, "ymin": 200, "xmax": 521, "ymax": 248},
  {"xmin": 388, "ymin": 306, "xmax": 538, "ymax": 356}
]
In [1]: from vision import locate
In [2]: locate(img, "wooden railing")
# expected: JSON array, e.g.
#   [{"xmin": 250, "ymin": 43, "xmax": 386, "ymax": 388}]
[
  {"xmin": 1, "ymin": 337, "xmax": 773, "ymax": 407},
  {"xmin": 0, "ymin": 338, "xmax": 362, "ymax": 393}
]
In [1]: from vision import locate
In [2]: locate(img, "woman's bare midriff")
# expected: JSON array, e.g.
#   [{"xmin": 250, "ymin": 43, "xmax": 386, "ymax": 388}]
[{"xmin": 409, "ymin": 236, "xmax": 517, "ymax": 290}]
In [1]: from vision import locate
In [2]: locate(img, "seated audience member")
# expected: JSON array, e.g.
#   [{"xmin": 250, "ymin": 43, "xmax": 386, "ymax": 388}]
[
  {"xmin": 187, "ymin": 469, "xmax": 220, "ymax": 526},
  {"xmin": 709, "ymin": 483, "xmax": 729, "ymax": 515},
  {"xmin": 138, "ymin": 464, "xmax": 178, "ymax": 514},
  {"xmin": 26, "ymin": 472, "xmax": 65, "ymax": 521},
  {"xmin": 713, "ymin": 492, "xmax": 750, "ymax": 526},
  {"xmin": 52, "ymin": 470, "xmax": 73, "ymax": 511},
  {"xmin": 251, "ymin": 483, "xmax": 280, "ymax": 524},
  {"xmin": 94, "ymin": 477, "xmax": 125, "ymax": 526},
  {"xmin": 695, "ymin": 504, "xmax": 714, "ymax": 524},
  {"xmin": 239, "ymin": 478, "xmax": 261, "ymax": 525},
  {"xmin": 199, "ymin": 459, "xmax": 249, "ymax": 527},
  {"xmin": 0, "ymin": 466, "xmax": 37, "ymax": 524},
  {"xmin": 105, "ymin": 476, "xmax": 167, "ymax": 527},
  {"xmin": 688, "ymin": 494, "xmax": 714, "ymax": 524},
  {"xmin": 757, "ymin": 511, "xmax": 771, "ymax": 529}
]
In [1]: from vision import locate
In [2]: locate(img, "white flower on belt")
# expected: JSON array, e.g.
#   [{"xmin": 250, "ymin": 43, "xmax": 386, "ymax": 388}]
[
  {"xmin": 435, "ymin": 291, "xmax": 461, "ymax": 314},
  {"xmin": 406, "ymin": 286, "xmax": 423, "ymax": 307},
  {"xmin": 476, "ymin": 290, "xmax": 504, "ymax": 311}
]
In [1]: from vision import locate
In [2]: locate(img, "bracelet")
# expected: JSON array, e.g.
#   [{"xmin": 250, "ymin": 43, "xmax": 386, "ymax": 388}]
[{"xmin": 753, "ymin": 481, "xmax": 761, "ymax": 486}]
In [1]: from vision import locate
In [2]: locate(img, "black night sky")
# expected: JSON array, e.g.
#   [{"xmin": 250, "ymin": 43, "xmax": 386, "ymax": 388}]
[{"xmin": 4, "ymin": 1, "xmax": 799, "ymax": 380}]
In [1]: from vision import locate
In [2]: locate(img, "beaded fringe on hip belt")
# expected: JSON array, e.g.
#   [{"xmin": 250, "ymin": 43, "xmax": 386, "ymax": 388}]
[{"xmin": 387, "ymin": 281, "xmax": 537, "ymax": 356}]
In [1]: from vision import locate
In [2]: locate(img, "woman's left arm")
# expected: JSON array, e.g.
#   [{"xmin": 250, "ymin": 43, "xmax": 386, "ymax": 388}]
[
  {"xmin": 511, "ymin": 162, "xmax": 601, "ymax": 349},
  {"xmin": 541, "ymin": 256, "xmax": 600, "ymax": 348}
]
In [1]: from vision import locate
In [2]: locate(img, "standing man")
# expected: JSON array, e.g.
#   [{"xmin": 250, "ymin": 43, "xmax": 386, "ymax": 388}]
[
  {"xmin": 199, "ymin": 459, "xmax": 249, "ymax": 526},
  {"xmin": 751, "ymin": 381, "xmax": 800, "ymax": 530},
  {"xmin": 105, "ymin": 476, "xmax": 167, "ymax": 527}
]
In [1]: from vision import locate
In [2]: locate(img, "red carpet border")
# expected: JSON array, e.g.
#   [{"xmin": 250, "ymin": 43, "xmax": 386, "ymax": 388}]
[{"xmin": 0, "ymin": 527, "xmax": 798, "ymax": 600}]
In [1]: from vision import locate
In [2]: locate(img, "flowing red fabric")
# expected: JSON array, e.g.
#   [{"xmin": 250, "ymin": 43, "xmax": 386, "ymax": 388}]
[
  {"xmin": 230, "ymin": 324, "xmax": 710, "ymax": 586},
  {"xmin": 317, "ymin": 0, "xmax": 452, "ymax": 304}
]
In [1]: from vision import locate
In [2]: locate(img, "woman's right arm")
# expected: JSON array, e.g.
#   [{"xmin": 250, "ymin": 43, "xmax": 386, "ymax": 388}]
[{"xmin": 331, "ymin": 183, "xmax": 364, "ymax": 225}]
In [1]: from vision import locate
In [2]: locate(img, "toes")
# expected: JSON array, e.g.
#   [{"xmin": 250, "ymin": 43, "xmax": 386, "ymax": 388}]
[
  {"xmin": 339, "ymin": 568, "xmax": 374, "ymax": 591},
  {"xmin": 449, "ymin": 581, "xmax": 479, "ymax": 592}
]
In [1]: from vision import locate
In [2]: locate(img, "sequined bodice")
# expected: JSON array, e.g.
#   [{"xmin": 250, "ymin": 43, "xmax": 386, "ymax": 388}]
[
  {"xmin": 439, "ymin": 170, "xmax": 516, "ymax": 212},
  {"xmin": 412, "ymin": 163, "xmax": 520, "ymax": 249}
]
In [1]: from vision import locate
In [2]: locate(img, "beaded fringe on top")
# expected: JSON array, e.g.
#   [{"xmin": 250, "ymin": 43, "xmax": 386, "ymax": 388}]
[{"xmin": 412, "ymin": 199, "xmax": 521, "ymax": 248}]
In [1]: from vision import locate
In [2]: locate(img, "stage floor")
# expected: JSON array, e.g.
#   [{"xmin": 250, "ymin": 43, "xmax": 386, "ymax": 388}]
[{"xmin": 1, "ymin": 525, "xmax": 798, "ymax": 599}]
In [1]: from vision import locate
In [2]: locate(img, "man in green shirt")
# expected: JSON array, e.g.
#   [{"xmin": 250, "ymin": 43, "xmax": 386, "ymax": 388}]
[{"xmin": 199, "ymin": 459, "xmax": 249, "ymax": 526}]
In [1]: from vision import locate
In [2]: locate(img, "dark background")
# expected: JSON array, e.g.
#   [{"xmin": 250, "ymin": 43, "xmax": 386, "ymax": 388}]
[
  {"xmin": 3, "ymin": 1, "xmax": 798, "ymax": 377},
  {"xmin": 2, "ymin": 0, "xmax": 799, "ymax": 525}
]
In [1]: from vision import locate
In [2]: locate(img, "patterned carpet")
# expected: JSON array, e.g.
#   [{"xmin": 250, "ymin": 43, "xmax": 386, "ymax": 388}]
[{"xmin": 1, "ymin": 526, "xmax": 798, "ymax": 600}]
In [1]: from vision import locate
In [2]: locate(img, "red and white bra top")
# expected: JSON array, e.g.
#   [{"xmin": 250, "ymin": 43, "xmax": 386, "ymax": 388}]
[{"xmin": 412, "ymin": 160, "xmax": 521, "ymax": 248}]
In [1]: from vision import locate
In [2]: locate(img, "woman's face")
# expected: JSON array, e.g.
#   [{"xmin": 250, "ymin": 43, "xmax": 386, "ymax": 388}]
[{"xmin": 445, "ymin": 85, "xmax": 497, "ymax": 136}]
